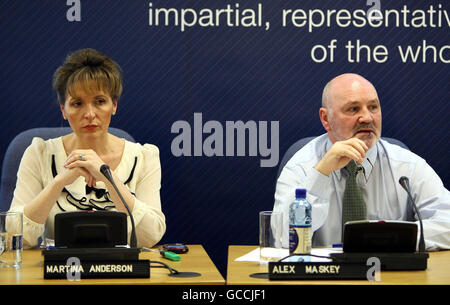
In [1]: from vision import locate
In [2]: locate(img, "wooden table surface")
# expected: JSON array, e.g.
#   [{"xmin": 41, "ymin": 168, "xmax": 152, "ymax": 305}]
[
  {"xmin": 227, "ymin": 245, "xmax": 450, "ymax": 285},
  {"xmin": 0, "ymin": 245, "xmax": 224, "ymax": 285}
]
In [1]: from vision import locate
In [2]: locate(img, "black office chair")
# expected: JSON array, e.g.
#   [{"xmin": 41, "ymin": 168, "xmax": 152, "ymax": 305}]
[
  {"xmin": 0, "ymin": 127, "xmax": 135, "ymax": 212},
  {"xmin": 276, "ymin": 136, "xmax": 410, "ymax": 179}
]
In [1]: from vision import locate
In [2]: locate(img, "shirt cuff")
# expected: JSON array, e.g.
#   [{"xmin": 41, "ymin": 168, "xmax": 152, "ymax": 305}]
[{"xmin": 22, "ymin": 212, "xmax": 45, "ymax": 249}]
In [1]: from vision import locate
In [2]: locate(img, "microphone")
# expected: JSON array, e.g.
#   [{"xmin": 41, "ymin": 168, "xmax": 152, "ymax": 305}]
[
  {"xmin": 399, "ymin": 176, "xmax": 425, "ymax": 252},
  {"xmin": 100, "ymin": 164, "xmax": 137, "ymax": 248}
]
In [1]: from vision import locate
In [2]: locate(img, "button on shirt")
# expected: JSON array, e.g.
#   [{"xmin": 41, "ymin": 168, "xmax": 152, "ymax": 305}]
[{"xmin": 273, "ymin": 134, "xmax": 450, "ymax": 251}]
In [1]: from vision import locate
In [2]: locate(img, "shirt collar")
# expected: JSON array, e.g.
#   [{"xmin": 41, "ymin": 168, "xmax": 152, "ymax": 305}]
[{"xmin": 325, "ymin": 137, "xmax": 378, "ymax": 181}]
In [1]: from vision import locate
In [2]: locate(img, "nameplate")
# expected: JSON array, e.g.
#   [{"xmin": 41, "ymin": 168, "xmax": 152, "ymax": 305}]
[
  {"xmin": 44, "ymin": 259, "xmax": 150, "ymax": 279},
  {"xmin": 268, "ymin": 261, "xmax": 368, "ymax": 280}
]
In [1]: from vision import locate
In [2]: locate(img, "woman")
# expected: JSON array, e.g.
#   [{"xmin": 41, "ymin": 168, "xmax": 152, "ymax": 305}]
[{"xmin": 9, "ymin": 48, "xmax": 166, "ymax": 248}]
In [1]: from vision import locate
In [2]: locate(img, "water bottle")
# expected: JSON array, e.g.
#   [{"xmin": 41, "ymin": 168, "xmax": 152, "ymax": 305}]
[{"xmin": 289, "ymin": 188, "xmax": 312, "ymax": 255}]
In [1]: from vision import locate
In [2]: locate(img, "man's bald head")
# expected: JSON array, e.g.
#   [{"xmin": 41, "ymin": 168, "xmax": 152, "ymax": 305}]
[{"xmin": 322, "ymin": 73, "xmax": 378, "ymax": 110}]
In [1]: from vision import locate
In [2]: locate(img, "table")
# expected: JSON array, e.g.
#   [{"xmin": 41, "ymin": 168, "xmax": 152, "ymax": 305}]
[
  {"xmin": 226, "ymin": 245, "xmax": 450, "ymax": 285},
  {"xmin": 0, "ymin": 245, "xmax": 224, "ymax": 285}
]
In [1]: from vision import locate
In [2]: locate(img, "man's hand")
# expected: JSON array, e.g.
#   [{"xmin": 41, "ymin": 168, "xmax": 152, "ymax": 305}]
[{"xmin": 314, "ymin": 138, "xmax": 368, "ymax": 176}]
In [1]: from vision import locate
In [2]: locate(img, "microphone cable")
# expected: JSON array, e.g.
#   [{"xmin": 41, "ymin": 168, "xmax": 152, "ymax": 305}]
[{"xmin": 150, "ymin": 260, "xmax": 180, "ymax": 276}]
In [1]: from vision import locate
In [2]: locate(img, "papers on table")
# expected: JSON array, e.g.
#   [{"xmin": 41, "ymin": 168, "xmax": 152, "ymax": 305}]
[{"xmin": 234, "ymin": 247, "xmax": 343, "ymax": 263}]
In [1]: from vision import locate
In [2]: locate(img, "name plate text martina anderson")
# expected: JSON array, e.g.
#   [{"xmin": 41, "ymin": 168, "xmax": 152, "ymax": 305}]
[{"xmin": 43, "ymin": 260, "xmax": 150, "ymax": 279}]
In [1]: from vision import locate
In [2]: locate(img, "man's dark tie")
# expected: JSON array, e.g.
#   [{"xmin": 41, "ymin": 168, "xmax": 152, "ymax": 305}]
[{"xmin": 342, "ymin": 160, "xmax": 367, "ymax": 231}]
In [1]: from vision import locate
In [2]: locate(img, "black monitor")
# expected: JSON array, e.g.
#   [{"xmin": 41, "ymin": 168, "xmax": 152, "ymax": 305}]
[
  {"xmin": 343, "ymin": 220, "xmax": 418, "ymax": 253},
  {"xmin": 54, "ymin": 211, "xmax": 127, "ymax": 248}
]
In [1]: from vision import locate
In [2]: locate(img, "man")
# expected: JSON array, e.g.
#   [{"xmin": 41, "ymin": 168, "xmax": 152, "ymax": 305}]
[{"xmin": 273, "ymin": 73, "xmax": 450, "ymax": 250}]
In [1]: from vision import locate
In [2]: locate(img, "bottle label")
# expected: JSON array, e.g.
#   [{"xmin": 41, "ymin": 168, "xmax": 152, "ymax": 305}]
[{"xmin": 289, "ymin": 226, "xmax": 311, "ymax": 254}]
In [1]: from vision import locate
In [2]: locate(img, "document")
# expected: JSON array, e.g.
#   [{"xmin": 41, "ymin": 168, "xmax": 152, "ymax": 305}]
[{"xmin": 235, "ymin": 247, "xmax": 343, "ymax": 263}]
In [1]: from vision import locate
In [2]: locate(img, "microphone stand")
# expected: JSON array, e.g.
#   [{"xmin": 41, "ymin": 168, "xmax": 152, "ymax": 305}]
[
  {"xmin": 100, "ymin": 164, "xmax": 138, "ymax": 248},
  {"xmin": 399, "ymin": 177, "xmax": 425, "ymax": 253}
]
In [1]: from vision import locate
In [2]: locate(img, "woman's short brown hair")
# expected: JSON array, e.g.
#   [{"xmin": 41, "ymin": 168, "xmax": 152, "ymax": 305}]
[{"xmin": 53, "ymin": 48, "xmax": 123, "ymax": 105}]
